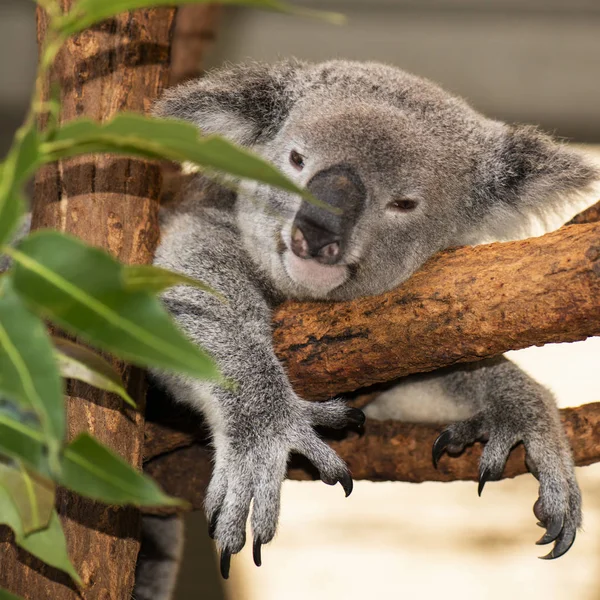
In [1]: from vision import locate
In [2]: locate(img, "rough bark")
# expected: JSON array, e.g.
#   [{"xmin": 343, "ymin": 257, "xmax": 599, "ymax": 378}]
[
  {"xmin": 272, "ymin": 222, "xmax": 600, "ymax": 400},
  {"xmin": 142, "ymin": 402, "xmax": 600, "ymax": 514},
  {"xmin": 568, "ymin": 199, "xmax": 600, "ymax": 225},
  {"xmin": 0, "ymin": 6, "xmax": 175, "ymax": 600}
]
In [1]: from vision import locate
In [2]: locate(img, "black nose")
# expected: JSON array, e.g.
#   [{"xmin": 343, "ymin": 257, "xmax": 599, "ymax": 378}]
[
  {"xmin": 290, "ymin": 164, "xmax": 366, "ymax": 265},
  {"xmin": 290, "ymin": 222, "xmax": 340, "ymax": 264}
]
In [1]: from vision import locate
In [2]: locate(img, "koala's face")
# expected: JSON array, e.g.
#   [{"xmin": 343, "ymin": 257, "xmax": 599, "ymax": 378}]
[
  {"xmin": 156, "ymin": 60, "xmax": 598, "ymax": 301},
  {"xmin": 238, "ymin": 96, "xmax": 474, "ymax": 300}
]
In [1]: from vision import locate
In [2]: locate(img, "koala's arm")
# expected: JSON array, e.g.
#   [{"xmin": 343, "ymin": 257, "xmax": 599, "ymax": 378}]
[
  {"xmin": 152, "ymin": 205, "xmax": 362, "ymax": 577},
  {"xmin": 366, "ymin": 356, "xmax": 580, "ymax": 558}
]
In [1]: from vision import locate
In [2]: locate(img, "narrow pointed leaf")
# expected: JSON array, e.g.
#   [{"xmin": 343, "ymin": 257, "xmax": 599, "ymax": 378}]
[
  {"xmin": 0, "ymin": 126, "xmax": 39, "ymax": 247},
  {"xmin": 122, "ymin": 264, "xmax": 223, "ymax": 300},
  {"xmin": 62, "ymin": 433, "xmax": 183, "ymax": 507},
  {"xmin": 0, "ymin": 480, "xmax": 24, "ymax": 538},
  {"xmin": 0, "ymin": 410, "xmax": 47, "ymax": 473},
  {"xmin": 0, "ymin": 279, "xmax": 64, "ymax": 458},
  {"xmin": 0, "ymin": 462, "xmax": 55, "ymax": 535},
  {"xmin": 54, "ymin": 0, "xmax": 344, "ymax": 38},
  {"xmin": 53, "ymin": 337, "xmax": 136, "ymax": 407},
  {"xmin": 9, "ymin": 231, "xmax": 220, "ymax": 381},
  {"xmin": 17, "ymin": 510, "xmax": 82, "ymax": 586}
]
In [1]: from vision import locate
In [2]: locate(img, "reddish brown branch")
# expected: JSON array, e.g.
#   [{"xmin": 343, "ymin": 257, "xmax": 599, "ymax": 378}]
[
  {"xmin": 272, "ymin": 222, "xmax": 600, "ymax": 400},
  {"xmin": 142, "ymin": 402, "xmax": 600, "ymax": 514}
]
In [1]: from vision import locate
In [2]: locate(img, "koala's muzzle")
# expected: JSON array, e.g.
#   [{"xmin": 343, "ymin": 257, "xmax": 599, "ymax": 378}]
[{"xmin": 291, "ymin": 165, "xmax": 366, "ymax": 265}]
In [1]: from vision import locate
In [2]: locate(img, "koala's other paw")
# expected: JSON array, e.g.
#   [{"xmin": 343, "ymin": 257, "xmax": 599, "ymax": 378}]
[
  {"xmin": 432, "ymin": 410, "xmax": 581, "ymax": 560},
  {"xmin": 205, "ymin": 399, "xmax": 363, "ymax": 578}
]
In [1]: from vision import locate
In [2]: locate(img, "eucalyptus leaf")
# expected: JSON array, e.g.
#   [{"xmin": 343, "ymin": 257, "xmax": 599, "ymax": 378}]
[
  {"xmin": 62, "ymin": 433, "xmax": 183, "ymax": 507},
  {"xmin": 0, "ymin": 279, "xmax": 64, "ymax": 464},
  {"xmin": 53, "ymin": 337, "xmax": 136, "ymax": 408},
  {"xmin": 122, "ymin": 264, "xmax": 223, "ymax": 300},
  {"xmin": 17, "ymin": 510, "xmax": 82, "ymax": 586},
  {"xmin": 54, "ymin": 0, "xmax": 344, "ymax": 38},
  {"xmin": 0, "ymin": 126, "xmax": 40, "ymax": 247},
  {"xmin": 0, "ymin": 410, "xmax": 47, "ymax": 473},
  {"xmin": 9, "ymin": 231, "xmax": 220, "ymax": 382},
  {"xmin": 0, "ymin": 477, "xmax": 80, "ymax": 585},
  {"xmin": 40, "ymin": 114, "xmax": 340, "ymax": 214},
  {"xmin": 0, "ymin": 462, "xmax": 54, "ymax": 535}
]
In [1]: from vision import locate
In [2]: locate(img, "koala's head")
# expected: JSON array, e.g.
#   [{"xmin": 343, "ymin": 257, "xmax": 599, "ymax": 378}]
[{"xmin": 155, "ymin": 60, "xmax": 599, "ymax": 301}]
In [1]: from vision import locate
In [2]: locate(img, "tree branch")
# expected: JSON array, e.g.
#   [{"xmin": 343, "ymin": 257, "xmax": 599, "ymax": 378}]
[
  {"xmin": 272, "ymin": 222, "xmax": 600, "ymax": 400},
  {"xmin": 142, "ymin": 402, "xmax": 600, "ymax": 514}
]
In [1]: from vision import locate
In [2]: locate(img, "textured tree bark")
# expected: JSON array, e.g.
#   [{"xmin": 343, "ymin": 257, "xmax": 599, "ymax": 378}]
[
  {"xmin": 568, "ymin": 199, "xmax": 600, "ymax": 225},
  {"xmin": 272, "ymin": 222, "xmax": 600, "ymax": 400},
  {"xmin": 0, "ymin": 5, "xmax": 175, "ymax": 599},
  {"xmin": 142, "ymin": 402, "xmax": 600, "ymax": 513}
]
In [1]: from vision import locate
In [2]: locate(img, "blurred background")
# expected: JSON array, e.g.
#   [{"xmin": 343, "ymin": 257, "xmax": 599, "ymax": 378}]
[{"xmin": 1, "ymin": 0, "xmax": 599, "ymax": 598}]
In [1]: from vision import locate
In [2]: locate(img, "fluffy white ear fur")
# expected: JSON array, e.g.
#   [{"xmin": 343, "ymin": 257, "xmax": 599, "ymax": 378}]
[{"xmin": 461, "ymin": 129, "xmax": 600, "ymax": 245}]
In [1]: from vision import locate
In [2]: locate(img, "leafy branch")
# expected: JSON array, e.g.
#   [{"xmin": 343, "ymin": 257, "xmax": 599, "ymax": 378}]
[{"xmin": 0, "ymin": 0, "xmax": 340, "ymax": 593}]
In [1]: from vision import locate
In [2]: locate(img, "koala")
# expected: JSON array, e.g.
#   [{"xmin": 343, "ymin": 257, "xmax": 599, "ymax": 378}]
[{"xmin": 136, "ymin": 59, "xmax": 599, "ymax": 595}]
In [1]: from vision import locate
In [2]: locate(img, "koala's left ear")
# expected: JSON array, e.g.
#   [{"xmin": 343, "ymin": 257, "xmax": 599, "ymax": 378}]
[
  {"xmin": 465, "ymin": 125, "xmax": 599, "ymax": 243},
  {"xmin": 153, "ymin": 60, "xmax": 305, "ymax": 146}
]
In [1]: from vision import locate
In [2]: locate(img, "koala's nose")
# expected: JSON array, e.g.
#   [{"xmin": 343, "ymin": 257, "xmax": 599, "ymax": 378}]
[
  {"xmin": 290, "ymin": 221, "xmax": 340, "ymax": 264},
  {"xmin": 290, "ymin": 164, "xmax": 366, "ymax": 265}
]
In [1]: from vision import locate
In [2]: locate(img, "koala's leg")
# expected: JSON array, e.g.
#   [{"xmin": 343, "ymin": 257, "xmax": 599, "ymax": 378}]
[
  {"xmin": 153, "ymin": 212, "xmax": 363, "ymax": 577},
  {"xmin": 365, "ymin": 357, "xmax": 581, "ymax": 559},
  {"xmin": 133, "ymin": 515, "xmax": 184, "ymax": 600}
]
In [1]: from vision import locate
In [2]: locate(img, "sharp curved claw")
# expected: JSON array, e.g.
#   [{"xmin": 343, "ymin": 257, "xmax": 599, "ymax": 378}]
[
  {"xmin": 347, "ymin": 407, "xmax": 366, "ymax": 427},
  {"xmin": 432, "ymin": 430, "xmax": 452, "ymax": 469},
  {"xmin": 338, "ymin": 471, "xmax": 354, "ymax": 497},
  {"xmin": 539, "ymin": 529, "xmax": 576, "ymax": 560},
  {"xmin": 253, "ymin": 538, "xmax": 263, "ymax": 567},
  {"xmin": 220, "ymin": 548, "xmax": 232, "ymax": 579},
  {"xmin": 478, "ymin": 467, "xmax": 491, "ymax": 497},
  {"xmin": 536, "ymin": 515, "xmax": 564, "ymax": 546}
]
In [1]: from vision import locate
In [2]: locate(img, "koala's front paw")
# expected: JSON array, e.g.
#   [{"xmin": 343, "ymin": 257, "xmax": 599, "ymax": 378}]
[
  {"xmin": 432, "ymin": 409, "xmax": 581, "ymax": 559},
  {"xmin": 205, "ymin": 399, "xmax": 364, "ymax": 578}
]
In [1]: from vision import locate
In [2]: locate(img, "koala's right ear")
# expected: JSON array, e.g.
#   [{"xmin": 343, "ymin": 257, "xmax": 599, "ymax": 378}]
[{"xmin": 153, "ymin": 60, "xmax": 305, "ymax": 146}]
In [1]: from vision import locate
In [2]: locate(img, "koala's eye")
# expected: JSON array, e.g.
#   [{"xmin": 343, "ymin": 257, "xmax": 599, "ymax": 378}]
[
  {"xmin": 289, "ymin": 150, "xmax": 305, "ymax": 170},
  {"xmin": 387, "ymin": 199, "xmax": 418, "ymax": 212}
]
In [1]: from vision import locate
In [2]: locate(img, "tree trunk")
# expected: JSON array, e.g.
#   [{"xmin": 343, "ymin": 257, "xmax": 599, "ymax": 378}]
[{"xmin": 0, "ymin": 5, "xmax": 175, "ymax": 599}]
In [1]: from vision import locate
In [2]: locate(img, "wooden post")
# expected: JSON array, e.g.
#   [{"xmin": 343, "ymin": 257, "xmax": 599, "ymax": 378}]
[{"xmin": 0, "ymin": 4, "xmax": 176, "ymax": 599}]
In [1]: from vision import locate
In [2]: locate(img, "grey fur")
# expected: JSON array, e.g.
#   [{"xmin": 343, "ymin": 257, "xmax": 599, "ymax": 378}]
[{"xmin": 147, "ymin": 59, "xmax": 598, "ymax": 590}]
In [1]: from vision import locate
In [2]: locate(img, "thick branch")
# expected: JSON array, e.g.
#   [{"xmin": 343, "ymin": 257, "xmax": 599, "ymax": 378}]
[
  {"xmin": 142, "ymin": 402, "xmax": 600, "ymax": 514},
  {"xmin": 272, "ymin": 222, "xmax": 600, "ymax": 400}
]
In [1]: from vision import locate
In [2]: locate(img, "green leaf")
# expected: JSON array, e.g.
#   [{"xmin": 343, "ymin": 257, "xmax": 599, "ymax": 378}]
[
  {"xmin": 54, "ymin": 0, "xmax": 344, "ymax": 38},
  {"xmin": 0, "ymin": 461, "xmax": 55, "ymax": 535},
  {"xmin": 62, "ymin": 433, "xmax": 183, "ymax": 507},
  {"xmin": 43, "ymin": 113, "xmax": 304, "ymax": 191},
  {"xmin": 122, "ymin": 264, "xmax": 223, "ymax": 301},
  {"xmin": 9, "ymin": 231, "xmax": 220, "ymax": 381},
  {"xmin": 0, "ymin": 588, "xmax": 26, "ymax": 600},
  {"xmin": 53, "ymin": 337, "xmax": 136, "ymax": 408},
  {"xmin": 0, "ymin": 126, "xmax": 40, "ymax": 247},
  {"xmin": 0, "ymin": 409, "xmax": 47, "ymax": 473},
  {"xmin": 0, "ymin": 468, "xmax": 80, "ymax": 585},
  {"xmin": 0, "ymin": 279, "xmax": 64, "ymax": 464},
  {"xmin": 40, "ymin": 114, "xmax": 340, "ymax": 214},
  {"xmin": 17, "ymin": 510, "xmax": 82, "ymax": 586}
]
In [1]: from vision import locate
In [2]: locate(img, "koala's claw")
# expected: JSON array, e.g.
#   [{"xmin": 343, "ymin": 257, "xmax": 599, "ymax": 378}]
[
  {"xmin": 432, "ymin": 411, "xmax": 581, "ymax": 559},
  {"xmin": 253, "ymin": 538, "xmax": 263, "ymax": 567},
  {"xmin": 336, "ymin": 471, "xmax": 354, "ymax": 497},
  {"xmin": 220, "ymin": 549, "xmax": 232, "ymax": 579},
  {"xmin": 478, "ymin": 467, "xmax": 492, "ymax": 497}
]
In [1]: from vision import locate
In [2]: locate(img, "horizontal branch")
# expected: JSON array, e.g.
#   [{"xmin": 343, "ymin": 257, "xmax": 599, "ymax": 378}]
[
  {"xmin": 142, "ymin": 402, "xmax": 600, "ymax": 514},
  {"xmin": 272, "ymin": 222, "xmax": 600, "ymax": 399}
]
